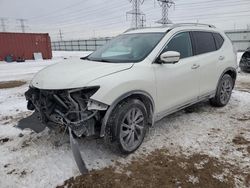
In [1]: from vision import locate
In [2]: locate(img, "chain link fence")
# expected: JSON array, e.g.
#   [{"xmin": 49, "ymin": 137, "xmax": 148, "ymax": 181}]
[{"xmin": 51, "ymin": 38, "xmax": 112, "ymax": 51}]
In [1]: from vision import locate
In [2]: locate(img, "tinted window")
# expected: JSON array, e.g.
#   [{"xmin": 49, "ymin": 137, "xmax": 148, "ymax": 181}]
[
  {"xmin": 193, "ymin": 31, "xmax": 216, "ymax": 55},
  {"xmin": 163, "ymin": 32, "xmax": 193, "ymax": 59},
  {"xmin": 213, "ymin": 33, "xmax": 224, "ymax": 49}
]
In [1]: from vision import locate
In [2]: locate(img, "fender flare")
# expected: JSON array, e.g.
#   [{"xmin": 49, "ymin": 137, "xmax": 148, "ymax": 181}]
[
  {"xmin": 215, "ymin": 67, "xmax": 237, "ymax": 92},
  {"xmin": 100, "ymin": 90, "xmax": 155, "ymax": 137}
]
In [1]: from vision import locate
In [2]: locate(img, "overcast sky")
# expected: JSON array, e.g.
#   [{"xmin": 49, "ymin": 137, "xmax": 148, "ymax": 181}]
[{"xmin": 0, "ymin": 0, "xmax": 249, "ymax": 40}]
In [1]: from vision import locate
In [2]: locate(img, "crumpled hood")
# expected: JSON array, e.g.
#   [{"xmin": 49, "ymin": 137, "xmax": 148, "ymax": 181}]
[{"xmin": 31, "ymin": 58, "xmax": 133, "ymax": 89}]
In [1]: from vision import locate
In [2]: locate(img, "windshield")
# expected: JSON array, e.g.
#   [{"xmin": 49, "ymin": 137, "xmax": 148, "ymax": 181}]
[{"xmin": 87, "ymin": 33, "xmax": 164, "ymax": 63}]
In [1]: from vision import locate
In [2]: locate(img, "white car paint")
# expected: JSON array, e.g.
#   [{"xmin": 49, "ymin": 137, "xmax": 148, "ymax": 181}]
[
  {"xmin": 31, "ymin": 25, "xmax": 237, "ymax": 118},
  {"xmin": 30, "ymin": 57, "xmax": 133, "ymax": 89}
]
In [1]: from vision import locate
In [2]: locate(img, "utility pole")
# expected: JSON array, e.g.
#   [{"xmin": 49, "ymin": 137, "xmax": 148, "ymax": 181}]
[
  {"xmin": 247, "ymin": 24, "xmax": 250, "ymax": 30},
  {"xmin": 139, "ymin": 15, "xmax": 146, "ymax": 28},
  {"xmin": 156, "ymin": 0, "xmax": 175, "ymax": 25},
  {"xmin": 59, "ymin": 29, "xmax": 63, "ymax": 41},
  {"xmin": 0, "ymin": 18, "xmax": 8, "ymax": 32},
  {"xmin": 127, "ymin": 0, "xmax": 145, "ymax": 29},
  {"xmin": 17, "ymin": 19, "xmax": 28, "ymax": 33}
]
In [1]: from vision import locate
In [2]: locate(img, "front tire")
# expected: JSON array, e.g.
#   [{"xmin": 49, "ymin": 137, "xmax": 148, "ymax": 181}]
[
  {"xmin": 210, "ymin": 74, "xmax": 233, "ymax": 107},
  {"xmin": 104, "ymin": 99, "xmax": 148, "ymax": 154}
]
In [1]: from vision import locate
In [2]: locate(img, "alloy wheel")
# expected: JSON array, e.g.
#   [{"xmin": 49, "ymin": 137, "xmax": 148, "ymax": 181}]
[
  {"xmin": 120, "ymin": 107, "xmax": 145, "ymax": 151},
  {"xmin": 220, "ymin": 78, "xmax": 232, "ymax": 105}
]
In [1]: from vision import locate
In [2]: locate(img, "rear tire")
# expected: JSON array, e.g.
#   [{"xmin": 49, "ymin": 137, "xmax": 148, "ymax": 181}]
[
  {"xmin": 210, "ymin": 74, "xmax": 233, "ymax": 107},
  {"xmin": 104, "ymin": 99, "xmax": 148, "ymax": 154}
]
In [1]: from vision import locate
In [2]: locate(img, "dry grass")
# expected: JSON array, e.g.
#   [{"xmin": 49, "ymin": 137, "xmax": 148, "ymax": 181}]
[
  {"xmin": 58, "ymin": 149, "xmax": 247, "ymax": 188},
  {"xmin": 0, "ymin": 80, "xmax": 26, "ymax": 89}
]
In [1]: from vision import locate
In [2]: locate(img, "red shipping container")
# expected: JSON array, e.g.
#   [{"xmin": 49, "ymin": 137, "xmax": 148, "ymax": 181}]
[{"xmin": 0, "ymin": 32, "xmax": 52, "ymax": 61}]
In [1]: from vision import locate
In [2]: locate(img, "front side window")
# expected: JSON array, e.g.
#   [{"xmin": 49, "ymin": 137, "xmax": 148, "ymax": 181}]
[
  {"xmin": 87, "ymin": 33, "xmax": 164, "ymax": 63},
  {"xmin": 193, "ymin": 31, "xmax": 217, "ymax": 55},
  {"xmin": 162, "ymin": 32, "xmax": 193, "ymax": 59}
]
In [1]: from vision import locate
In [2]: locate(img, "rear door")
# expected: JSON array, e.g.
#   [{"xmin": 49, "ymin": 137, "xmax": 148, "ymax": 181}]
[{"xmin": 191, "ymin": 31, "xmax": 220, "ymax": 96}]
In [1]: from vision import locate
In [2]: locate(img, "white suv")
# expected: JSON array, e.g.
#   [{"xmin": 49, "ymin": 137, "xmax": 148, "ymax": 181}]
[{"xmin": 25, "ymin": 24, "xmax": 237, "ymax": 156}]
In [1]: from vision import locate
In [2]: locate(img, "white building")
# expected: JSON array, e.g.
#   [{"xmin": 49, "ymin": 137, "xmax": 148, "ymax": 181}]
[{"xmin": 225, "ymin": 30, "xmax": 250, "ymax": 52}]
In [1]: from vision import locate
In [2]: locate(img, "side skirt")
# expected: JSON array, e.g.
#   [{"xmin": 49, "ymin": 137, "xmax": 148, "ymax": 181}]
[{"xmin": 154, "ymin": 91, "xmax": 215, "ymax": 122}]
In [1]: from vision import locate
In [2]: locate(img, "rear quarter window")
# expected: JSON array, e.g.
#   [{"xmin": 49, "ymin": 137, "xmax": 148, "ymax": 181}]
[
  {"xmin": 192, "ymin": 31, "xmax": 217, "ymax": 55},
  {"xmin": 212, "ymin": 33, "xmax": 224, "ymax": 50}
]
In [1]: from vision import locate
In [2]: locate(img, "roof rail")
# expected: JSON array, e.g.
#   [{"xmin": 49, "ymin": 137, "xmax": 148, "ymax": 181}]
[
  {"xmin": 171, "ymin": 23, "xmax": 216, "ymax": 28},
  {"xmin": 123, "ymin": 23, "xmax": 216, "ymax": 33},
  {"xmin": 123, "ymin": 26, "xmax": 169, "ymax": 33}
]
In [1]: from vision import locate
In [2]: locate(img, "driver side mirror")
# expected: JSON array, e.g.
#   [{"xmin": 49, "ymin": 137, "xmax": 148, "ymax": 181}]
[{"xmin": 159, "ymin": 51, "xmax": 180, "ymax": 64}]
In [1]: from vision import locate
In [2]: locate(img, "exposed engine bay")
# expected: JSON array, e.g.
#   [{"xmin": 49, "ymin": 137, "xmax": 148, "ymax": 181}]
[{"xmin": 25, "ymin": 86, "xmax": 108, "ymax": 138}]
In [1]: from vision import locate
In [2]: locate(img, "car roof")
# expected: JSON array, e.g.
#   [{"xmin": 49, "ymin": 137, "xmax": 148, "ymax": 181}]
[
  {"xmin": 125, "ymin": 27, "xmax": 171, "ymax": 34},
  {"xmin": 124, "ymin": 23, "xmax": 218, "ymax": 34}
]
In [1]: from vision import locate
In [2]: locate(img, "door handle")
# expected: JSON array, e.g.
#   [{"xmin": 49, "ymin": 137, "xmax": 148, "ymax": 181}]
[
  {"xmin": 191, "ymin": 64, "xmax": 200, "ymax": 69},
  {"xmin": 219, "ymin": 56, "xmax": 225, "ymax": 61}
]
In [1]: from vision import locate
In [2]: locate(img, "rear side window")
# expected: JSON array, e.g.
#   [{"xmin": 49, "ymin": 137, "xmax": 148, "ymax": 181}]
[
  {"xmin": 192, "ymin": 31, "xmax": 216, "ymax": 55},
  {"xmin": 163, "ymin": 32, "xmax": 193, "ymax": 59},
  {"xmin": 212, "ymin": 33, "xmax": 224, "ymax": 49}
]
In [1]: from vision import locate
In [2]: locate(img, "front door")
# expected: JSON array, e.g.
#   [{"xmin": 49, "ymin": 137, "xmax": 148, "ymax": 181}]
[{"xmin": 154, "ymin": 31, "xmax": 200, "ymax": 115}]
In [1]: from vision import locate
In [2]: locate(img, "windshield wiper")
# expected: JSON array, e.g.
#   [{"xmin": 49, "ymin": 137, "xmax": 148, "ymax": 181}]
[
  {"xmin": 98, "ymin": 59, "xmax": 112, "ymax": 62},
  {"xmin": 81, "ymin": 56, "xmax": 112, "ymax": 63},
  {"xmin": 89, "ymin": 58, "xmax": 112, "ymax": 62},
  {"xmin": 80, "ymin": 56, "xmax": 89, "ymax": 60}
]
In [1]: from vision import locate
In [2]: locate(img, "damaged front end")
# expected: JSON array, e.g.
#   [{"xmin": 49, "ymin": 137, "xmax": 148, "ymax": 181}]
[
  {"xmin": 22, "ymin": 86, "xmax": 108, "ymax": 174},
  {"xmin": 24, "ymin": 86, "xmax": 107, "ymax": 137}
]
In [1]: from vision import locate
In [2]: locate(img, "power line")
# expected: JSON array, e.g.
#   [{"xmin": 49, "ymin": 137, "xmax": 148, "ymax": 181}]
[
  {"xmin": 22, "ymin": 0, "xmax": 250, "ymax": 39},
  {"xmin": 172, "ymin": 10, "xmax": 250, "ymax": 19},
  {"xmin": 172, "ymin": 12, "xmax": 250, "ymax": 22},
  {"xmin": 145, "ymin": 0, "xmax": 250, "ymax": 16},
  {"xmin": 30, "ymin": 1, "xmax": 129, "ymax": 23},
  {"xmin": 145, "ymin": 5, "xmax": 250, "ymax": 20},
  {"xmin": 166, "ymin": 1, "xmax": 250, "ymax": 11},
  {"xmin": 156, "ymin": 0, "xmax": 175, "ymax": 25},
  {"xmin": 29, "ymin": 0, "xmax": 247, "ymax": 23},
  {"xmin": 30, "ymin": 1, "xmax": 249, "ymax": 32},
  {"xmin": 35, "ymin": 11, "xmax": 250, "ymax": 40},
  {"xmin": 29, "ymin": 0, "xmax": 87, "ymax": 20},
  {"xmin": 0, "ymin": 18, "xmax": 8, "ymax": 32},
  {"xmin": 30, "ymin": 3, "xmax": 129, "ymax": 28},
  {"xmin": 127, "ymin": 0, "xmax": 145, "ymax": 29},
  {"xmin": 33, "ymin": 7, "xmax": 250, "ymax": 33},
  {"xmin": 175, "ymin": 0, "xmax": 249, "ymax": 6},
  {"xmin": 28, "ymin": 0, "xmax": 249, "ymax": 29}
]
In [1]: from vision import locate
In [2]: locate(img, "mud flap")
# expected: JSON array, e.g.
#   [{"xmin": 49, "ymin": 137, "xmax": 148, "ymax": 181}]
[
  {"xmin": 69, "ymin": 127, "xmax": 89, "ymax": 174},
  {"xmin": 16, "ymin": 112, "xmax": 46, "ymax": 133}
]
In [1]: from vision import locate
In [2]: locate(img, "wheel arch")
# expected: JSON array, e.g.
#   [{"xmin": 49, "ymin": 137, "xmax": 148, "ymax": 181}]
[
  {"xmin": 217, "ymin": 67, "xmax": 237, "ymax": 89},
  {"xmin": 100, "ymin": 90, "xmax": 155, "ymax": 137}
]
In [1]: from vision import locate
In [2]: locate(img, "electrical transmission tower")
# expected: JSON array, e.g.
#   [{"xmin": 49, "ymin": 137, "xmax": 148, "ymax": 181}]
[
  {"xmin": 139, "ymin": 15, "xmax": 146, "ymax": 28},
  {"xmin": 0, "ymin": 18, "xmax": 8, "ymax": 32},
  {"xmin": 17, "ymin": 19, "xmax": 28, "ymax": 33},
  {"xmin": 156, "ymin": 0, "xmax": 175, "ymax": 25},
  {"xmin": 127, "ymin": 0, "xmax": 145, "ymax": 29},
  {"xmin": 59, "ymin": 29, "xmax": 64, "ymax": 41}
]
